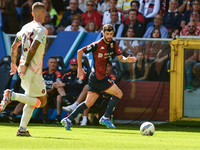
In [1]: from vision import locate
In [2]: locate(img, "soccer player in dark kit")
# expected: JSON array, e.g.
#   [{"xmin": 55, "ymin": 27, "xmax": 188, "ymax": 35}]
[{"xmin": 61, "ymin": 24, "xmax": 137, "ymax": 130}]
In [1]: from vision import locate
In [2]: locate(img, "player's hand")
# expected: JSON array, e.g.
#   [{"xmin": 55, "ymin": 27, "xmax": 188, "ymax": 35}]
[
  {"xmin": 78, "ymin": 68, "xmax": 86, "ymax": 80},
  {"xmin": 10, "ymin": 63, "xmax": 18, "ymax": 75},
  {"xmin": 126, "ymin": 55, "xmax": 137, "ymax": 63},
  {"xmin": 18, "ymin": 65, "xmax": 27, "ymax": 76}
]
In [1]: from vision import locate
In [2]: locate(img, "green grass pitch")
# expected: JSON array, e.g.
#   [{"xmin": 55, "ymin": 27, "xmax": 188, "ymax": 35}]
[{"xmin": 0, "ymin": 121, "xmax": 200, "ymax": 150}]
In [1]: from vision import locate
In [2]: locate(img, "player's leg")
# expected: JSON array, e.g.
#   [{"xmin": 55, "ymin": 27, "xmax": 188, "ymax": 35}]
[
  {"xmin": 80, "ymin": 107, "xmax": 90, "ymax": 126},
  {"xmin": 17, "ymin": 95, "xmax": 46, "ymax": 136},
  {"xmin": 99, "ymin": 83, "xmax": 123, "ymax": 129},
  {"xmin": 61, "ymin": 92, "xmax": 99, "ymax": 130},
  {"xmin": 57, "ymin": 87, "xmax": 70, "ymax": 104},
  {"xmin": 62, "ymin": 84, "xmax": 88, "ymax": 112}
]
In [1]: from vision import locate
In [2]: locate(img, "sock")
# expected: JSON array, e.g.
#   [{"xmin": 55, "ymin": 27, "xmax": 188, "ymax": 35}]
[
  {"xmin": 68, "ymin": 102, "xmax": 88, "ymax": 121},
  {"xmin": 82, "ymin": 116, "xmax": 87, "ymax": 121},
  {"xmin": 11, "ymin": 92, "xmax": 41, "ymax": 108},
  {"xmin": 19, "ymin": 104, "xmax": 34, "ymax": 131},
  {"xmin": 10, "ymin": 113, "xmax": 16, "ymax": 118},
  {"xmin": 71, "ymin": 101, "xmax": 79, "ymax": 109},
  {"xmin": 43, "ymin": 114, "xmax": 47, "ymax": 118},
  {"xmin": 104, "ymin": 96, "xmax": 120, "ymax": 118}
]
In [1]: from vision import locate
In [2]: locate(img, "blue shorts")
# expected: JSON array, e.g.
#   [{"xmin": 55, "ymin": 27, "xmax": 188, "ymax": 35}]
[{"xmin": 88, "ymin": 72, "xmax": 114, "ymax": 95}]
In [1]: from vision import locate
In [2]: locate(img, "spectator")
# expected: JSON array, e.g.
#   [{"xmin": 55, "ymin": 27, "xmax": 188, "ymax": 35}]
[
  {"xmin": 132, "ymin": 51, "xmax": 149, "ymax": 81},
  {"xmin": 52, "ymin": 58, "xmax": 88, "ymax": 124},
  {"xmin": 0, "ymin": 0, "xmax": 19, "ymax": 33},
  {"xmin": 108, "ymin": 10, "xmax": 124, "ymax": 37},
  {"xmin": 116, "ymin": 0, "xmax": 132, "ymax": 21},
  {"xmin": 21, "ymin": 0, "xmax": 34, "ymax": 23},
  {"xmin": 125, "ymin": 0, "xmax": 145, "ymax": 25},
  {"xmin": 64, "ymin": 14, "xmax": 85, "ymax": 31},
  {"xmin": 119, "ymin": 27, "xmax": 140, "ymax": 57},
  {"xmin": 81, "ymin": 0, "xmax": 102, "ymax": 30},
  {"xmin": 62, "ymin": 61, "xmax": 116, "ymax": 126},
  {"xmin": 181, "ymin": 0, "xmax": 200, "ymax": 28},
  {"xmin": 168, "ymin": 27, "xmax": 180, "ymax": 38},
  {"xmin": 145, "ymin": 28, "xmax": 164, "ymax": 81},
  {"xmin": 79, "ymin": 0, "xmax": 97, "ymax": 12},
  {"xmin": 50, "ymin": 0, "xmax": 63, "ymax": 14},
  {"xmin": 57, "ymin": 0, "xmax": 83, "ymax": 32},
  {"xmin": 4, "ymin": 57, "xmax": 62, "ymax": 124},
  {"xmin": 97, "ymin": 0, "xmax": 110, "ymax": 16},
  {"xmin": 102, "ymin": 0, "xmax": 124, "ymax": 25},
  {"xmin": 42, "ymin": 0, "xmax": 60, "ymax": 26},
  {"xmin": 185, "ymin": 21, "xmax": 199, "ymax": 91},
  {"xmin": 44, "ymin": 24, "xmax": 55, "ymax": 55},
  {"xmin": 181, "ymin": 12, "xmax": 200, "ymax": 35},
  {"xmin": 163, "ymin": 0, "xmax": 182, "ymax": 31},
  {"xmin": 43, "ymin": 12, "xmax": 57, "ymax": 35},
  {"xmin": 138, "ymin": 0, "xmax": 160, "ymax": 26},
  {"xmin": 85, "ymin": 20, "xmax": 97, "ymax": 32},
  {"xmin": 64, "ymin": 20, "xmax": 84, "ymax": 31},
  {"xmin": 140, "ymin": 14, "xmax": 168, "ymax": 47},
  {"xmin": 177, "ymin": 0, "xmax": 192, "ymax": 13},
  {"xmin": 122, "ymin": 9, "xmax": 145, "ymax": 37}
]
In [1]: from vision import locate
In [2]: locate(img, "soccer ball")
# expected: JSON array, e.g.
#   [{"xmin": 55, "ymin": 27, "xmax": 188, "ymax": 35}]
[{"xmin": 140, "ymin": 122, "xmax": 155, "ymax": 136}]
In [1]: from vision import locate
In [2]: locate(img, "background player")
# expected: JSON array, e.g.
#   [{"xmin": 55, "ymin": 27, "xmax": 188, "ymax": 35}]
[
  {"xmin": 61, "ymin": 24, "xmax": 137, "ymax": 131},
  {"xmin": 0, "ymin": 2, "xmax": 47, "ymax": 136}
]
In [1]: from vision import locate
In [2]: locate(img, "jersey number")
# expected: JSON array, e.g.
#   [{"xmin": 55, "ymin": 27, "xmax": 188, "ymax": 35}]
[{"xmin": 22, "ymin": 32, "xmax": 34, "ymax": 52}]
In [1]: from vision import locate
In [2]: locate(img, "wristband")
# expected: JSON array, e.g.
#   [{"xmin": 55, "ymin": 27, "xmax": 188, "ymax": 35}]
[
  {"xmin": 25, "ymin": 62, "xmax": 29, "ymax": 67},
  {"xmin": 183, "ymin": 1, "xmax": 186, "ymax": 4},
  {"xmin": 187, "ymin": 1, "xmax": 190, "ymax": 4}
]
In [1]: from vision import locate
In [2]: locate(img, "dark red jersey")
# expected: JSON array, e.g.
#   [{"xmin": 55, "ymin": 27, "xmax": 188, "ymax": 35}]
[{"xmin": 82, "ymin": 38, "xmax": 122, "ymax": 80}]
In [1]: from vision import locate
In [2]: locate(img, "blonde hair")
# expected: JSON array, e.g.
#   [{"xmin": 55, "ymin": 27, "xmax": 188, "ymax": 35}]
[
  {"xmin": 41, "ymin": 0, "xmax": 53, "ymax": 12},
  {"xmin": 32, "ymin": 2, "xmax": 45, "ymax": 12}
]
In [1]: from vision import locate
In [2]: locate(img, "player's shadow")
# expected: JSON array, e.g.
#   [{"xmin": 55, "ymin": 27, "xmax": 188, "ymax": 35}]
[{"xmin": 34, "ymin": 136, "xmax": 78, "ymax": 140}]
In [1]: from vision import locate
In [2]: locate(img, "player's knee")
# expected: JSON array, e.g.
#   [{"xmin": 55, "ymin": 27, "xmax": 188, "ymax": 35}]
[
  {"xmin": 116, "ymin": 90, "xmax": 123, "ymax": 99},
  {"xmin": 40, "ymin": 100, "xmax": 47, "ymax": 108}
]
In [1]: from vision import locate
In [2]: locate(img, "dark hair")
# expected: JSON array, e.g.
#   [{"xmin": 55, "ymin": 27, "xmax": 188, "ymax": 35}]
[
  {"xmin": 150, "ymin": 28, "xmax": 161, "ymax": 38},
  {"xmin": 130, "ymin": 0, "xmax": 140, "ymax": 7},
  {"xmin": 135, "ymin": 51, "xmax": 145, "ymax": 78},
  {"xmin": 103, "ymin": 24, "xmax": 114, "ymax": 32},
  {"xmin": 110, "ymin": 9, "xmax": 118, "ymax": 13},
  {"xmin": 168, "ymin": 27, "xmax": 180, "ymax": 38},
  {"xmin": 107, "ymin": 60, "xmax": 112, "ymax": 66},
  {"xmin": 125, "ymin": 27, "xmax": 135, "ymax": 37},
  {"xmin": 49, "ymin": 56, "xmax": 57, "ymax": 60},
  {"xmin": 128, "ymin": 9, "xmax": 138, "ymax": 16}
]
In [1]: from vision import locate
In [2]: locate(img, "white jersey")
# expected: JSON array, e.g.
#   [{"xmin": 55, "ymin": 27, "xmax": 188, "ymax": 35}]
[{"xmin": 17, "ymin": 21, "xmax": 47, "ymax": 74}]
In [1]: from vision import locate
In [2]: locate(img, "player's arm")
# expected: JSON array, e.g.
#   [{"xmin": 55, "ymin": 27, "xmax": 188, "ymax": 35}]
[
  {"xmin": 117, "ymin": 54, "xmax": 137, "ymax": 63},
  {"xmin": 18, "ymin": 40, "xmax": 41, "ymax": 76},
  {"xmin": 10, "ymin": 38, "xmax": 22, "ymax": 75},
  {"xmin": 77, "ymin": 49, "xmax": 86, "ymax": 80}
]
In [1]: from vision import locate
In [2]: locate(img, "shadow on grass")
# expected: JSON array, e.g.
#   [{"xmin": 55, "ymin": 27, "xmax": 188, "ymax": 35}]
[
  {"xmin": 33, "ymin": 136, "xmax": 77, "ymax": 140},
  {"xmin": 1, "ymin": 121, "xmax": 200, "ymax": 133}
]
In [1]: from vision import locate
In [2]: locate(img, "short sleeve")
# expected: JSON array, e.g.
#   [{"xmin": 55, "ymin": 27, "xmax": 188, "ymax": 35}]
[
  {"xmin": 34, "ymin": 28, "xmax": 47, "ymax": 43},
  {"xmin": 82, "ymin": 42, "xmax": 98, "ymax": 54},
  {"xmin": 114, "ymin": 40, "xmax": 122, "ymax": 56},
  {"xmin": 16, "ymin": 29, "xmax": 23, "ymax": 41}
]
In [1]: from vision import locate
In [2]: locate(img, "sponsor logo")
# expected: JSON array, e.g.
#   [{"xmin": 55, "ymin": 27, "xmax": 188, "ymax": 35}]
[
  {"xmin": 100, "ymin": 47, "xmax": 105, "ymax": 49},
  {"xmin": 98, "ymin": 53, "xmax": 103, "ymax": 58},
  {"xmin": 42, "ymin": 89, "xmax": 45, "ymax": 94},
  {"xmin": 86, "ymin": 46, "xmax": 92, "ymax": 51}
]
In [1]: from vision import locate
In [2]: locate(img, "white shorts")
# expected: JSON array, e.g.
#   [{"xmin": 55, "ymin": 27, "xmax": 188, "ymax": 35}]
[{"xmin": 19, "ymin": 67, "xmax": 46, "ymax": 97}]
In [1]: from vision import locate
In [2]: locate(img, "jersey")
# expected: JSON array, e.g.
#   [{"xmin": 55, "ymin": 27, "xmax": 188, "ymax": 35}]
[
  {"xmin": 82, "ymin": 38, "xmax": 122, "ymax": 80},
  {"xmin": 17, "ymin": 21, "xmax": 48, "ymax": 74},
  {"xmin": 43, "ymin": 70, "xmax": 62, "ymax": 90}
]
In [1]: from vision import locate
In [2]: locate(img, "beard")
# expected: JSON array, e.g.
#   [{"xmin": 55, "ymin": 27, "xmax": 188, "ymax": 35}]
[{"xmin": 104, "ymin": 37, "xmax": 112, "ymax": 43}]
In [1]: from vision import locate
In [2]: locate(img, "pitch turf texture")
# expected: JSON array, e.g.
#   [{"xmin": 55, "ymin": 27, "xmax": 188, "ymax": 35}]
[{"xmin": 0, "ymin": 121, "xmax": 200, "ymax": 150}]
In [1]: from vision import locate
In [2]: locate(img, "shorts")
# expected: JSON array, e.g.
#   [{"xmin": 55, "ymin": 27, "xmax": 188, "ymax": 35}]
[
  {"xmin": 20, "ymin": 67, "xmax": 46, "ymax": 97},
  {"xmin": 88, "ymin": 72, "xmax": 114, "ymax": 95}
]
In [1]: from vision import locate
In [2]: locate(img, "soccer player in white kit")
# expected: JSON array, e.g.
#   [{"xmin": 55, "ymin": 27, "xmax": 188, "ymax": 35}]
[{"xmin": 0, "ymin": 2, "xmax": 47, "ymax": 137}]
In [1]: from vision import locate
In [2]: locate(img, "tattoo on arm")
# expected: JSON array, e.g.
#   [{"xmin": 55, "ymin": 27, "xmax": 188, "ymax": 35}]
[
  {"xmin": 11, "ymin": 38, "xmax": 21, "ymax": 64},
  {"xmin": 25, "ymin": 40, "xmax": 40, "ymax": 66}
]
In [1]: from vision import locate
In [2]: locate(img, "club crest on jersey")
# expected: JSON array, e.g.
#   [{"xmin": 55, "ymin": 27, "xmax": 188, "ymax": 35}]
[
  {"xmin": 108, "ymin": 79, "xmax": 112, "ymax": 83},
  {"xmin": 110, "ymin": 43, "xmax": 113, "ymax": 48},
  {"xmin": 42, "ymin": 89, "xmax": 45, "ymax": 94},
  {"xmin": 86, "ymin": 46, "xmax": 92, "ymax": 51}
]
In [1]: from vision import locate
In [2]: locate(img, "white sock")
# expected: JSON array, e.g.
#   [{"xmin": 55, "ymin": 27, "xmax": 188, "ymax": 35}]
[
  {"xmin": 82, "ymin": 116, "xmax": 87, "ymax": 121},
  {"xmin": 19, "ymin": 104, "xmax": 34, "ymax": 131},
  {"xmin": 71, "ymin": 101, "xmax": 79, "ymax": 109},
  {"xmin": 102, "ymin": 116, "xmax": 109, "ymax": 119},
  {"xmin": 12, "ymin": 92, "xmax": 41, "ymax": 107}
]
